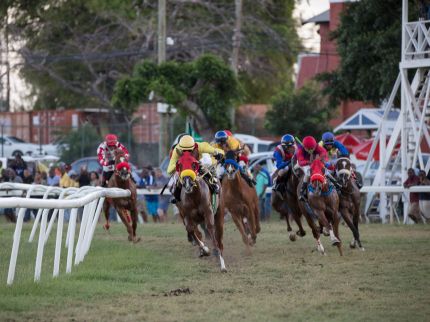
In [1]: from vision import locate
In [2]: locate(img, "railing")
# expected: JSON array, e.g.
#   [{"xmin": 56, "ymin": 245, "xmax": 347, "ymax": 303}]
[
  {"xmin": 0, "ymin": 183, "xmax": 130, "ymax": 285},
  {"xmin": 404, "ymin": 20, "xmax": 430, "ymax": 59}
]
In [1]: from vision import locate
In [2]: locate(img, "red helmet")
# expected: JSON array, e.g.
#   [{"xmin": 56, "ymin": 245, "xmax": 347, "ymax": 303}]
[
  {"xmin": 224, "ymin": 130, "xmax": 233, "ymax": 137},
  {"xmin": 105, "ymin": 134, "xmax": 118, "ymax": 146},
  {"xmin": 302, "ymin": 136, "xmax": 317, "ymax": 151}
]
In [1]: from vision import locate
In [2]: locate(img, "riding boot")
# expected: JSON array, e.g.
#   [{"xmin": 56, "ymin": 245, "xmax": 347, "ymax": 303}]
[
  {"xmin": 240, "ymin": 170, "xmax": 255, "ymax": 187},
  {"xmin": 355, "ymin": 179, "xmax": 363, "ymax": 189},
  {"xmin": 299, "ymin": 182, "xmax": 308, "ymax": 201},
  {"xmin": 171, "ymin": 185, "xmax": 182, "ymax": 204},
  {"xmin": 326, "ymin": 172, "xmax": 341, "ymax": 190}
]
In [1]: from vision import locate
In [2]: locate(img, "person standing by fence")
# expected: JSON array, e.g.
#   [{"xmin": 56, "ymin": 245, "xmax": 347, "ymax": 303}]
[
  {"xmin": 404, "ymin": 168, "xmax": 421, "ymax": 223},
  {"xmin": 418, "ymin": 170, "xmax": 430, "ymax": 221},
  {"xmin": 253, "ymin": 163, "xmax": 269, "ymax": 221}
]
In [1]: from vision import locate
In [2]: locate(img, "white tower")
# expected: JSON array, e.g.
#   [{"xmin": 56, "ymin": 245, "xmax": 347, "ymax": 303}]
[{"xmin": 361, "ymin": 0, "xmax": 430, "ymax": 222}]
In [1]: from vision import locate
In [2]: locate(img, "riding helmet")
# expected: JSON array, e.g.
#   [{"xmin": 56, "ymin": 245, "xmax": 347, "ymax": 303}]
[
  {"xmin": 105, "ymin": 134, "xmax": 118, "ymax": 146},
  {"xmin": 302, "ymin": 136, "xmax": 317, "ymax": 150},
  {"xmin": 178, "ymin": 135, "xmax": 195, "ymax": 150},
  {"xmin": 281, "ymin": 134, "xmax": 295, "ymax": 146},
  {"xmin": 321, "ymin": 132, "xmax": 335, "ymax": 145},
  {"xmin": 215, "ymin": 131, "xmax": 228, "ymax": 143}
]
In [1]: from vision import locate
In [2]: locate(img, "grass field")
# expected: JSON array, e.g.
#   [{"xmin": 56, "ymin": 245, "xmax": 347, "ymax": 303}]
[{"xmin": 0, "ymin": 219, "xmax": 429, "ymax": 322}]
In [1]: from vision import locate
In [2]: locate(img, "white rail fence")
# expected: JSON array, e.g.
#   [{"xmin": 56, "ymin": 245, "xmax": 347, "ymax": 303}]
[{"xmin": 0, "ymin": 183, "xmax": 131, "ymax": 285}]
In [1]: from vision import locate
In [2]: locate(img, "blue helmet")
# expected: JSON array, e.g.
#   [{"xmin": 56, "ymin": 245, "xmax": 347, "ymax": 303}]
[
  {"xmin": 322, "ymin": 132, "xmax": 335, "ymax": 145},
  {"xmin": 215, "ymin": 130, "xmax": 228, "ymax": 143},
  {"xmin": 281, "ymin": 134, "xmax": 295, "ymax": 146}
]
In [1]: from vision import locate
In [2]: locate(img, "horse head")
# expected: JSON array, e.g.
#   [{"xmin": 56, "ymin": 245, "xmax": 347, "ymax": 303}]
[
  {"xmin": 335, "ymin": 157, "xmax": 351, "ymax": 187},
  {"xmin": 177, "ymin": 151, "xmax": 199, "ymax": 194},
  {"xmin": 115, "ymin": 161, "xmax": 131, "ymax": 181},
  {"xmin": 310, "ymin": 159, "xmax": 326, "ymax": 196},
  {"xmin": 114, "ymin": 148, "xmax": 127, "ymax": 164}
]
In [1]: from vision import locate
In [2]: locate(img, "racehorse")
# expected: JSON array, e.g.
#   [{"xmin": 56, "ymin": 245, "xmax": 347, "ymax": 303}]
[
  {"xmin": 335, "ymin": 157, "xmax": 364, "ymax": 250},
  {"xmin": 175, "ymin": 151, "xmax": 227, "ymax": 272},
  {"xmin": 103, "ymin": 149, "xmax": 140, "ymax": 243},
  {"xmin": 222, "ymin": 151, "xmax": 260, "ymax": 250},
  {"xmin": 298, "ymin": 159, "xmax": 342, "ymax": 255},
  {"xmin": 271, "ymin": 159, "xmax": 306, "ymax": 241}
]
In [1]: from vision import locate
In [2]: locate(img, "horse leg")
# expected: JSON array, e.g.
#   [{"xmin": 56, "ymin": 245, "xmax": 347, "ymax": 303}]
[
  {"xmin": 130, "ymin": 204, "xmax": 141, "ymax": 243},
  {"xmin": 103, "ymin": 199, "xmax": 111, "ymax": 231},
  {"xmin": 339, "ymin": 204, "xmax": 359, "ymax": 249},
  {"xmin": 231, "ymin": 209, "xmax": 252, "ymax": 250},
  {"xmin": 273, "ymin": 194, "xmax": 295, "ymax": 241},
  {"xmin": 352, "ymin": 193, "xmax": 364, "ymax": 250},
  {"xmin": 243, "ymin": 203, "xmax": 257, "ymax": 245},
  {"xmin": 253, "ymin": 198, "xmax": 261, "ymax": 234},
  {"xmin": 301, "ymin": 204, "xmax": 324, "ymax": 254},
  {"xmin": 290, "ymin": 203, "xmax": 306, "ymax": 237},
  {"xmin": 209, "ymin": 207, "xmax": 227, "ymax": 273},
  {"xmin": 116, "ymin": 208, "xmax": 134, "ymax": 241},
  {"xmin": 331, "ymin": 208, "xmax": 343, "ymax": 256}
]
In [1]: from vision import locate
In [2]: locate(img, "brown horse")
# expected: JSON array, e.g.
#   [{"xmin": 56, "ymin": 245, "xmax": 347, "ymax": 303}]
[
  {"xmin": 335, "ymin": 157, "xmax": 364, "ymax": 250},
  {"xmin": 176, "ymin": 151, "xmax": 227, "ymax": 272},
  {"xmin": 103, "ymin": 149, "xmax": 140, "ymax": 243},
  {"xmin": 271, "ymin": 161, "xmax": 306, "ymax": 241},
  {"xmin": 222, "ymin": 155, "xmax": 260, "ymax": 250},
  {"xmin": 297, "ymin": 159, "xmax": 342, "ymax": 255}
]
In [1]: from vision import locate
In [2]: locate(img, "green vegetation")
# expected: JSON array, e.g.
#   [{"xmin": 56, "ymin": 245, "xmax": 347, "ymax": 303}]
[
  {"xmin": 265, "ymin": 81, "xmax": 336, "ymax": 138},
  {"xmin": 318, "ymin": 0, "xmax": 419, "ymax": 105},
  {"xmin": 1, "ymin": 221, "xmax": 429, "ymax": 321}
]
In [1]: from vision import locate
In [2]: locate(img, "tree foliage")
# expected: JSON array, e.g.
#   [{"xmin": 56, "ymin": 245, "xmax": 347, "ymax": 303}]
[
  {"xmin": 265, "ymin": 82, "xmax": 336, "ymax": 139},
  {"xmin": 318, "ymin": 0, "xmax": 418, "ymax": 105},
  {"xmin": 2, "ymin": 0, "xmax": 300, "ymax": 113},
  {"xmin": 112, "ymin": 54, "xmax": 239, "ymax": 138},
  {"xmin": 58, "ymin": 123, "xmax": 100, "ymax": 163}
]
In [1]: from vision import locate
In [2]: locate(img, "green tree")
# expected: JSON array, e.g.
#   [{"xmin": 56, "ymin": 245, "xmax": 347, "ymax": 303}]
[
  {"xmin": 112, "ymin": 54, "xmax": 240, "ymax": 139},
  {"xmin": 59, "ymin": 123, "xmax": 100, "ymax": 163},
  {"xmin": 2, "ymin": 0, "xmax": 300, "ymax": 112},
  {"xmin": 265, "ymin": 82, "xmax": 336, "ymax": 139},
  {"xmin": 318, "ymin": 0, "xmax": 418, "ymax": 105}
]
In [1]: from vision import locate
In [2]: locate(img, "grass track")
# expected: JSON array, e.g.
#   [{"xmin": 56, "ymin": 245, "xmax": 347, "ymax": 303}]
[{"xmin": 0, "ymin": 220, "xmax": 430, "ymax": 321}]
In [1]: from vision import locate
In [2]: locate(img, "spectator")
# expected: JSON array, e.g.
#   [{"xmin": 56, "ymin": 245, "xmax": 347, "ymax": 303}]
[
  {"xmin": 22, "ymin": 168, "xmax": 34, "ymax": 184},
  {"xmin": 260, "ymin": 166, "xmax": 272, "ymax": 220},
  {"xmin": 77, "ymin": 166, "xmax": 91, "ymax": 187},
  {"xmin": 10, "ymin": 154, "xmax": 27, "ymax": 179},
  {"xmin": 0, "ymin": 160, "xmax": 4, "ymax": 181},
  {"xmin": 418, "ymin": 170, "xmax": 430, "ymax": 221},
  {"xmin": 47, "ymin": 167, "xmax": 60, "ymax": 186},
  {"xmin": 2, "ymin": 168, "xmax": 23, "ymax": 222},
  {"xmin": 253, "ymin": 163, "xmax": 269, "ymax": 221},
  {"xmin": 136, "ymin": 169, "xmax": 149, "ymax": 223},
  {"xmin": 140, "ymin": 166, "xmax": 160, "ymax": 222},
  {"xmin": 34, "ymin": 171, "xmax": 46, "ymax": 185},
  {"xmin": 90, "ymin": 171, "xmax": 101, "ymax": 187},
  {"xmin": 59, "ymin": 163, "xmax": 78, "ymax": 188},
  {"xmin": 403, "ymin": 168, "xmax": 421, "ymax": 223},
  {"xmin": 155, "ymin": 168, "xmax": 170, "ymax": 222}
]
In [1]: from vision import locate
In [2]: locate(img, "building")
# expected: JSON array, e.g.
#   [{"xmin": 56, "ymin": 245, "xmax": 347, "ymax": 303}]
[{"xmin": 296, "ymin": 0, "xmax": 371, "ymax": 127}]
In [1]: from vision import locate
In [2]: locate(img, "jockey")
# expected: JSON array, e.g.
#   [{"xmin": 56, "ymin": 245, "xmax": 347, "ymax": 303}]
[
  {"xmin": 272, "ymin": 134, "xmax": 296, "ymax": 192},
  {"xmin": 297, "ymin": 136, "xmax": 329, "ymax": 201},
  {"xmin": 168, "ymin": 135, "xmax": 224, "ymax": 203},
  {"xmin": 212, "ymin": 130, "xmax": 254, "ymax": 186},
  {"xmin": 320, "ymin": 131, "xmax": 361, "ymax": 188},
  {"xmin": 97, "ymin": 134, "xmax": 129, "ymax": 187}
]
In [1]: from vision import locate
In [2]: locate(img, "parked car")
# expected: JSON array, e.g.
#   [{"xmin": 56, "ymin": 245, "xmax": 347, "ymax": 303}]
[
  {"xmin": 41, "ymin": 139, "xmax": 69, "ymax": 157},
  {"xmin": 248, "ymin": 152, "xmax": 276, "ymax": 175},
  {"xmin": 70, "ymin": 157, "xmax": 140, "ymax": 182},
  {"xmin": 234, "ymin": 133, "xmax": 274, "ymax": 153},
  {"xmin": 0, "ymin": 136, "xmax": 43, "ymax": 157}
]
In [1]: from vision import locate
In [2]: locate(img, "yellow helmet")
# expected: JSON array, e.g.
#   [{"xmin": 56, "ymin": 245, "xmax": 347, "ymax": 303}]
[{"xmin": 178, "ymin": 135, "xmax": 195, "ymax": 150}]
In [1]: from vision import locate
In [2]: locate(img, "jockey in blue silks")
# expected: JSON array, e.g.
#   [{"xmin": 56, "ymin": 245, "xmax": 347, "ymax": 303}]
[{"xmin": 272, "ymin": 134, "xmax": 296, "ymax": 193}]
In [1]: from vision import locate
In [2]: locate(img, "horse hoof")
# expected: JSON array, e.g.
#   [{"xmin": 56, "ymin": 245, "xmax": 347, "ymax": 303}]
[
  {"xmin": 220, "ymin": 268, "xmax": 228, "ymax": 273},
  {"xmin": 133, "ymin": 237, "xmax": 142, "ymax": 243},
  {"xmin": 289, "ymin": 233, "xmax": 297, "ymax": 242},
  {"xmin": 322, "ymin": 228, "xmax": 330, "ymax": 236},
  {"xmin": 297, "ymin": 230, "xmax": 306, "ymax": 237},
  {"xmin": 103, "ymin": 223, "xmax": 110, "ymax": 231},
  {"xmin": 349, "ymin": 241, "xmax": 357, "ymax": 249},
  {"xmin": 360, "ymin": 247, "xmax": 365, "ymax": 252},
  {"xmin": 332, "ymin": 240, "xmax": 341, "ymax": 246},
  {"xmin": 199, "ymin": 247, "xmax": 210, "ymax": 257},
  {"xmin": 128, "ymin": 235, "xmax": 133, "ymax": 241}
]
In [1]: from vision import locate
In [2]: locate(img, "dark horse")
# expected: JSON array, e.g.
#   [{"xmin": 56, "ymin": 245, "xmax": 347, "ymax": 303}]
[
  {"xmin": 271, "ymin": 159, "xmax": 306, "ymax": 241},
  {"xmin": 176, "ymin": 151, "xmax": 227, "ymax": 272},
  {"xmin": 222, "ymin": 151, "xmax": 260, "ymax": 251},
  {"xmin": 335, "ymin": 157, "xmax": 364, "ymax": 250},
  {"xmin": 298, "ymin": 159, "xmax": 342, "ymax": 255},
  {"xmin": 103, "ymin": 149, "xmax": 140, "ymax": 243}
]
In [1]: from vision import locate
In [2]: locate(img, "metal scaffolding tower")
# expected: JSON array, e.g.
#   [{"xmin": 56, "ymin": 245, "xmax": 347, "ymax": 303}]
[{"xmin": 361, "ymin": 0, "xmax": 430, "ymax": 223}]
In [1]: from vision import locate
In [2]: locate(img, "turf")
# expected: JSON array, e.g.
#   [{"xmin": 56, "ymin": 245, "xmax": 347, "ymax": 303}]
[{"xmin": 0, "ymin": 219, "xmax": 429, "ymax": 322}]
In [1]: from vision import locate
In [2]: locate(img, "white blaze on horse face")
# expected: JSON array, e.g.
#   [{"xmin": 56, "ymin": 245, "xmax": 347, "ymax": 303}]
[{"xmin": 342, "ymin": 160, "xmax": 347, "ymax": 169}]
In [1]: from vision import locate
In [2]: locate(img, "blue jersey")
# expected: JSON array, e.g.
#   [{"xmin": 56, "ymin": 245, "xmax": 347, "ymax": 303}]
[
  {"xmin": 320, "ymin": 140, "xmax": 349, "ymax": 158},
  {"xmin": 273, "ymin": 144, "xmax": 294, "ymax": 170}
]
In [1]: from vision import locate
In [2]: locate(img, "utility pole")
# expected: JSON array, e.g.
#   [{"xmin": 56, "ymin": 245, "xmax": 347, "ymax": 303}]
[{"xmin": 158, "ymin": 0, "xmax": 168, "ymax": 164}]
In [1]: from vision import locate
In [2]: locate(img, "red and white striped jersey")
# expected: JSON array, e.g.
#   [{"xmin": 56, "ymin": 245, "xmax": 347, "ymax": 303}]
[{"xmin": 97, "ymin": 141, "xmax": 129, "ymax": 171}]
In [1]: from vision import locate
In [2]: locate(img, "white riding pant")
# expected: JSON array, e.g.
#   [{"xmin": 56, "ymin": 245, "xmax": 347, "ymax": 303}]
[{"xmin": 302, "ymin": 165, "xmax": 311, "ymax": 182}]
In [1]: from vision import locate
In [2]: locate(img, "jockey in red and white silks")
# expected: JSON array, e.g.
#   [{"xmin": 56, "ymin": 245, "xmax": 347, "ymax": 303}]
[
  {"xmin": 97, "ymin": 134, "xmax": 129, "ymax": 186},
  {"xmin": 297, "ymin": 136, "xmax": 328, "ymax": 201}
]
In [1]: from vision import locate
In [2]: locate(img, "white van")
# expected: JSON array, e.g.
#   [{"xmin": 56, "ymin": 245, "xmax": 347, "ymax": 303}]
[{"xmin": 234, "ymin": 133, "xmax": 274, "ymax": 153}]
